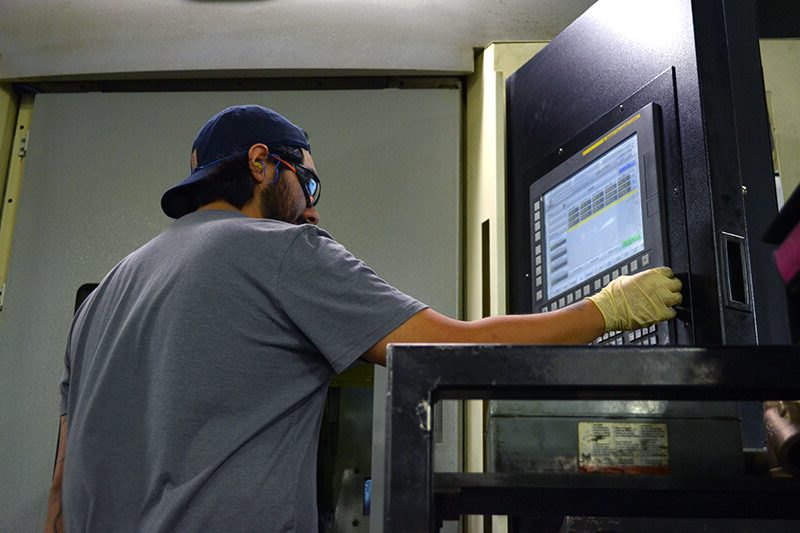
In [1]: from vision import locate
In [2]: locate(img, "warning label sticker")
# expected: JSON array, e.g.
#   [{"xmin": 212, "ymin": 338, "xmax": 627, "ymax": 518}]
[{"xmin": 578, "ymin": 422, "xmax": 669, "ymax": 475}]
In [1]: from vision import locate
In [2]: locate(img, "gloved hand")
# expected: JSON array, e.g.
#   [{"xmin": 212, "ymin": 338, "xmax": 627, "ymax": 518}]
[{"xmin": 587, "ymin": 266, "xmax": 683, "ymax": 332}]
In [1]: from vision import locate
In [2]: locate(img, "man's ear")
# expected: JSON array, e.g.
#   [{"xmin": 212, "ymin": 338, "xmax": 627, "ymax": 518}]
[{"xmin": 247, "ymin": 144, "xmax": 270, "ymax": 182}]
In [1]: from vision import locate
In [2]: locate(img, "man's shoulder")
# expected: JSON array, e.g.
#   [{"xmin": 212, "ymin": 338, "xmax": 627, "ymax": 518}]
[
  {"xmin": 172, "ymin": 211, "xmax": 316, "ymax": 242},
  {"xmin": 183, "ymin": 213, "xmax": 341, "ymax": 262},
  {"xmin": 229, "ymin": 218, "xmax": 336, "ymax": 250}
]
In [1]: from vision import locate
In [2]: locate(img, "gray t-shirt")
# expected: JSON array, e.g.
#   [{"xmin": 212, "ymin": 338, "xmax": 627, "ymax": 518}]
[{"xmin": 59, "ymin": 210, "xmax": 426, "ymax": 532}]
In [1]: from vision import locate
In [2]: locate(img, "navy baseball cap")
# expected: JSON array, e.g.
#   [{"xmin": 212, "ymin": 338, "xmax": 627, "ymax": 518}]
[{"xmin": 161, "ymin": 105, "xmax": 310, "ymax": 218}]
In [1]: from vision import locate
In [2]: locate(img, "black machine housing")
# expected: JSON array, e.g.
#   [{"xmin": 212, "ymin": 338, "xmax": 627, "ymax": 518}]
[{"xmin": 505, "ymin": 0, "xmax": 790, "ymax": 347}]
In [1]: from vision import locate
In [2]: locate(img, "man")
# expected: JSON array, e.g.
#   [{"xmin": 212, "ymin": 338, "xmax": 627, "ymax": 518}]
[{"xmin": 48, "ymin": 105, "xmax": 681, "ymax": 531}]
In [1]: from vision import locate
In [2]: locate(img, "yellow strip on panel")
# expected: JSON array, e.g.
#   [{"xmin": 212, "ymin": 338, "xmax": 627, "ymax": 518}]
[
  {"xmin": 0, "ymin": 92, "xmax": 34, "ymax": 313},
  {"xmin": 0, "ymin": 86, "xmax": 19, "ymax": 205},
  {"xmin": 582, "ymin": 113, "xmax": 641, "ymax": 156}
]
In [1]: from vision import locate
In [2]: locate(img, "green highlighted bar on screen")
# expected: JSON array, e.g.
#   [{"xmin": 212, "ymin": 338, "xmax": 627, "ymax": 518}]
[{"xmin": 622, "ymin": 234, "xmax": 642, "ymax": 248}]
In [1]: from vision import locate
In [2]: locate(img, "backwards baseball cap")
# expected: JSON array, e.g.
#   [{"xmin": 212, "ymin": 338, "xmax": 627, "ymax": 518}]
[{"xmin": 161, "ymin": 105, "xmax": 311, "ymax": 218}]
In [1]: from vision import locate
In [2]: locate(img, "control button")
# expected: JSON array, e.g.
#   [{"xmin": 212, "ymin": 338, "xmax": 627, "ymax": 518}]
[
  {"xmin": 559, "ymin": 297, "xmax": 566, "ymax": 308},
  {"xmin": 630, "ymin": 259, "xmax": 638, "ymax": 272},
  {"xmin": 583, "ymin": 285, "xmax": 591, "ymax": 296},
  {"xmin": 649, "ymin": 324, "xmax": 656, "ymax": 333},
  {"xmin": 603, "ymin": 274, "xmax": 610, "ymax": 285},
  {"xmin": 536, "ymin": 290, "xmax": 542, "ymax": 301},
  {"xmin": 535, "ymin": 265, "xmax": 542, "ymax": 277},
  {"xmin": 635, "ymin": 329, "xmax": 643, "ymax": 339},
  {"xmin": 649, "ymin": 335, "xmax": 657, "ymax": 345},
  {"xmin": 535, "ymin": 244, "xmax": 542, "ymax": 255},
  {"xmin": 627, "ymin": 332, "xmax": 635, "ymax": 342},
  {"xmin": 574, "ymin": 289, "xmax": 582, "ymax": 301},
  {"xmin": 534, "ymin": 231, "xmax": 541, "ymax": 242},
  {"xmin": 594, "ymin": 279, "xmax": 602, "ymax": 291},
  {"xmin": 534, "ymin": 200, "xmax": 541, "ymax": 211},
  {"xmin": 534, "ymin": 210, "xmax": 540, "ymax": 222},
  {"xmin": 535, "ymin": 255, "xmax": 542, "ymax": 267},
  {"xmin": 536, "ymin": 276, "xmax": 542, "ymax": 287},
  {"xmin": 566, "ymin": 293, "xmax": 573, "ymax": 304},
  {"xmin": 621, "ymin": 265, "xmax": 629, "ymax": 275},
  {"xmin": 542, "ymin": 305, "xmax": 548, "ymax": 312},
  {"xmin": 534, "ymin": 221, "xmax": 541, "ymax": 232},
  {"xmin": 611, "ymin": 270, "xmax": 620, "ymax": 280},
  {"xmin": 642, "ymin": 337, "xmax": 650, "ymax": 346},
  {"xmin": 642, "ymin": 253, "xmax": 650, "ymax": 266}
]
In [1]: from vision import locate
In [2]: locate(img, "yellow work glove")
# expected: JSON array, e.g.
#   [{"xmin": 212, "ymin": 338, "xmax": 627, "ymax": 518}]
[{"xmin": 586, "ymin": 266, "xmax": 683, "ymax": 332}]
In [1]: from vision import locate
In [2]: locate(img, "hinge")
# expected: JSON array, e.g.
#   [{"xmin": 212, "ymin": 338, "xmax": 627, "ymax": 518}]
[{"xmin": 415, "ymin": 399, "xmax": 431, "ymax": 432}]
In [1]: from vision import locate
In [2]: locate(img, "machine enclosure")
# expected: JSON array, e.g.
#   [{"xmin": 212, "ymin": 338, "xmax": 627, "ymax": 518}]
[{"xmin": 497, "ymin": 0, "xmax": 790, "ymax": 475}]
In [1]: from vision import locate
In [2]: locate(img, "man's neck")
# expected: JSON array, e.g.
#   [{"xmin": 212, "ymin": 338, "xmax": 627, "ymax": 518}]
[{"xmin": 198, "ymin": 199, "xmax": 261, "ymax": 218}]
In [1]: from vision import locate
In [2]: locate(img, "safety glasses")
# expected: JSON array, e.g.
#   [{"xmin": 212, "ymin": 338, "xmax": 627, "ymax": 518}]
[{"xmin": 268, "ymin": 154, "xmax": 321, "ymax": 207}]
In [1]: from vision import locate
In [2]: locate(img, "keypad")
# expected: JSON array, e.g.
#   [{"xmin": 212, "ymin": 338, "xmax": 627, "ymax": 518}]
[
  {"xmin": 532, "ymin": 199, "xmax": 544, "ymax": 301},
  {"xmin": 595, "ymin": 324, "xmax": 661, "ymax": 346},
  {"xmin": 534, "ymin": 238, "xmax": 665, "ymax": 347}
]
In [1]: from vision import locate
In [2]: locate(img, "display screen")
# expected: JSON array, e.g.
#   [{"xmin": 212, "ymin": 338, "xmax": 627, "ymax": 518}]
[{"xmin": 543, "ymin": 134, "xmax": 645, "ymax": 299}]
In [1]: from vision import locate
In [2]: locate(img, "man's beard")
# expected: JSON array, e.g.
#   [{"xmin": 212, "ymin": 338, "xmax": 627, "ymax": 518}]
[{"xmin": 257, "ymin": 181, "xmax": 303, "ymax": 224}]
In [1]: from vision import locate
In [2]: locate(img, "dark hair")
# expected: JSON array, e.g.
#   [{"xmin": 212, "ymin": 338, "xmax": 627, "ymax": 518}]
[
  {"xmin": 182, "ymin": 151, "xmax": 253, "ymax": 213},
  {"xmin": 182, "ymin": 145, "xmax": 304, "ymax": 213}
]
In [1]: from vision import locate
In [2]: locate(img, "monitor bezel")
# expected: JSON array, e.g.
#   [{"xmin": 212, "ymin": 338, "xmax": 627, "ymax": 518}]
[{"xmin": 529, "ymin": 103, "xmax": 666, "ymax": 318}]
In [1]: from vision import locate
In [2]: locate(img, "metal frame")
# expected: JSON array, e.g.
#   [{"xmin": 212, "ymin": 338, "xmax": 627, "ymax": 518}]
[{"xmin": 384, "ymin": 345, "xmax": 800, "ymax": 532}]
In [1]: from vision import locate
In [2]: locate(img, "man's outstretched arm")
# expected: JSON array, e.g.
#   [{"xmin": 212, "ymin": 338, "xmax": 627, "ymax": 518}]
[
  {"xmin": 45, "ymin": 415, "xmax": 67, "ymax": 533},
  {"xmin": 363, "ymin": 266, "xmax": 682, "ymax": 366}
]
